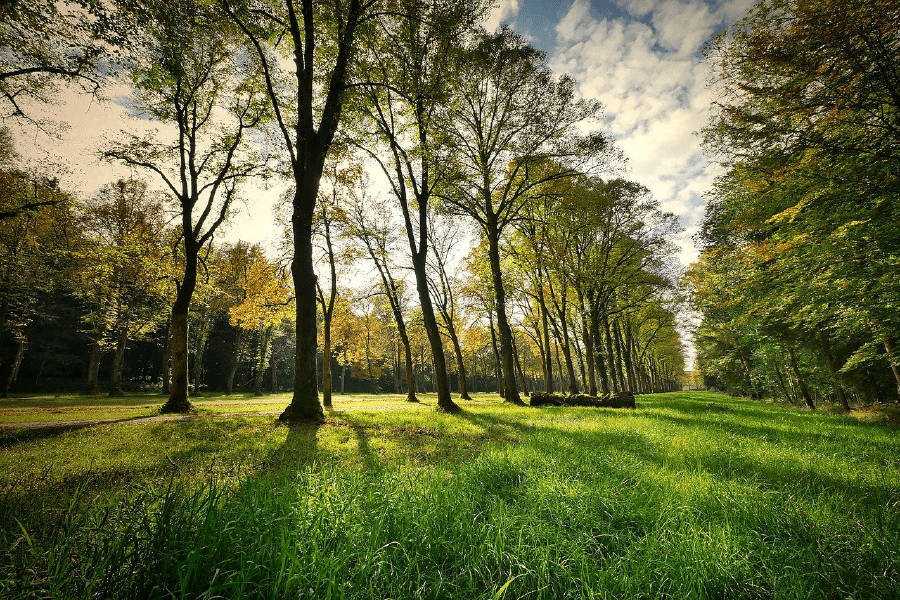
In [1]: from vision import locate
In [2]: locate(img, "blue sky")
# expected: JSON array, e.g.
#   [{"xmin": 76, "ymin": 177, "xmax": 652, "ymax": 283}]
[{"xmin": 484, "ymin": 0, "xmax": 758, "ymax": 266}]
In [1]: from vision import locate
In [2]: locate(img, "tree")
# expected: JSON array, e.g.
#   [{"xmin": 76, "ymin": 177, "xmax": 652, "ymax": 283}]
[
  {"xmin": 0, "ymin": 0, "xmax": 125, "ymax": 128},
  {"xmin": 438, "ymin": 28, "xmax": 613, "ymax": 404},
  {"xmin": 75, "ymin": 178, "xmax": 170, "ymax": 396},
  {"xmin": 696, "ymin": 0, "xmax": 900, "ymax": 404},
  {"xmin": 105, "ymin": 1, "xmax": 267, "ymax": 412},
  {"xmin": 351, "ymin": 0, "xmax": 489, "ymax": 413},
  {"xmin": 224, "ymin": 0, "xmax": 379, "ymax": 422},
  {"xmin": 229, "ymin": 251, "xmax": 294, "ymax": 396},
  {"xmin": 427, "ymin": 211, "xmax": 472, "ymax": 399},
  {"xmin": 0, "ymin": 157, "xmax": 77, "ymax": 396},
  {"xmin": 344, "ymin": 181, "xmax": 419, "ymax": 402}
]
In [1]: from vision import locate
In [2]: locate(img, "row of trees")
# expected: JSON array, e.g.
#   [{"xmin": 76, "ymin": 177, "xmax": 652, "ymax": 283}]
[
  {"xmin": 1, "ymin": 0, "xmax": 686, "ymax": 416},
  {"xmin": 688, "ymin": 0, "xmax": 900, "ymax": 408}
]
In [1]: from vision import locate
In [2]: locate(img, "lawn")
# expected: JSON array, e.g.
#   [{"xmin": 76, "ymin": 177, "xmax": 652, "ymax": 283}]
[{"xmin": 1, "ymin": 392, "xmax": 897, "ymax": 598}]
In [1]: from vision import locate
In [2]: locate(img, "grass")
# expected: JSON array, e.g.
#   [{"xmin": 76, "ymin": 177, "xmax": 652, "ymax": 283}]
[
  {"xmin": 0, "ymin": 391, "xmax": 499, "ymax": 424},
  {"xmin": 1, "ymin": 392, "xmax": 898, "ymax": 598}
]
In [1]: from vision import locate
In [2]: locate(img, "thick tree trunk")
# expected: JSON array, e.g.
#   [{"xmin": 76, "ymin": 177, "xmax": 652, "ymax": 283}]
[
  {"xmin": 579, "ymin": 292, "xmax": 597, "ymax": 396},
  {"xmin": 601, "ymin": 310, "xmax": 620, "ymax": 392},
  {"xmin": 787, "ymin": 345, "xmax": 816, "ymax": 410},
  {"xmin": 587, "ymin": 293, "xmax": 610, "ymax": 394},
  {"xmin": 282, "ymin": 201, "xmax": 324, "ymax": 422},
  {"xmin": 486, "ymin": 220, "xmax": 522, "ymax": 405},
  {"xmin": 612, "ymin": 319, "xmax": 628, "ymax": 392},
  {"xmin": 161, "ymin": 243, "xmax": 197, "ymax": 414},
  {"xmin": 108, "ymin": 326, "xmax": 128, "ymax": 397},
  {"xmin": 2, "ymin": 336, "xmax": 25, "ymax": 398}
]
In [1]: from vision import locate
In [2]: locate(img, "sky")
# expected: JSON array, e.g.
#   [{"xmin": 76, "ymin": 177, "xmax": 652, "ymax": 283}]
[{"xmin": 486, "ymin": 0, "xmax": 757, "ymax": 267}]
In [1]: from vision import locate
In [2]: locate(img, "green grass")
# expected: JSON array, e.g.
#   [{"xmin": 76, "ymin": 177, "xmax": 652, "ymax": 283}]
[
  {"xmin": 1, "ymin": 392, "xmax": 898, "ymax": 598},
  {"xmin": 0, "ymin": 391, "xmax": 500, "ymax": 424}
]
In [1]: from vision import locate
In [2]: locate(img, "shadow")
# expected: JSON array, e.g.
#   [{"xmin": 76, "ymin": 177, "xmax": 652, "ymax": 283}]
[
  {"xmin": 0, "ymin": 415, "xmax": 171, "ymax": 448},
  {"xmin": 333, "ymin": 413, "xmax": 380, "ymax": 471},
  {"xmin": 257, "ymin": 420, "xmax": 324, "ymax": 478}
]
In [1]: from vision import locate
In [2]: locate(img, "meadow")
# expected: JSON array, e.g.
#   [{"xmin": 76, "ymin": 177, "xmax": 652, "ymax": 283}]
[{"xmin": 1, "ymin": 392, "xmax": 897, "ymax": 598}]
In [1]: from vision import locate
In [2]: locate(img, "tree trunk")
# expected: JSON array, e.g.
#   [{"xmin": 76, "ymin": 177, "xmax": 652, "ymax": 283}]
[
  {"xmin": 108, "ymin": 325, "xmax": 128, "ymax": 397},
  {"xmin": 448, "ymin": 326, "xmax": 471, "ymax": 400},
  {"xmin": 883, "ymin": 337, "xmax": 900, "ymax": 397},
  {"xmin": 536, "ymin": 277, "xmax": 554, "ymax": 393},
  {"xmin": 489, "ymin": 314, "xmax": 503, "ymax": 397},
  {"xmin": 486, "ymin": 219, "xmax": 522, "ymax": 405},
  {"xmin": 411, "ymin": 251, "xmax": 457, "ymax": 411},
  {"xmin": 400, "ymin": 327, "xmax": 417, "ymax": 402},
  {"xmin": 601, "ymin": 310, "xmax": 620, "ymax": 392},
  {"xmin": 281, "ymin": 202, "xmax": 325, "ymax": 422},
  {"xmin": 225, "ymin": 326, "xmax": 243, "ymax": 395},
  {"xmin": 512, "ymin": 333, "xmax": 528, "ymax": 395},
  {"xmin": 322, "ymin": 312, "xmax": 333, "ymax": 407},
  {"xmin": 85, "ymin": 337, "xmax": 103, "ymax": 395},
  {"xmin": 820, "ymin": 333, "xmax": 850, "ymax": 411},
  {"xmin": 271, "ymin": 344, "xmax": 278, "ymax": 392},
  {"xmin": 579, "ymin": 292, "xmax": 597, "ymax": 395},
  {"xmin": 160, "ymin": 318, "xmax": 171, "ymax": 395},
  {"xmin": 161, "ymin": 245, "xmax": 197, "ymax": 413},
  {"xmin": 191, "ymin": 316, "xmax": 210, "ymax": 396},
  {"xmin": 787, "ymin": 345, "xmax": 815, "ymax": 410},
  {"xmin": 587, "ymin": 292, "xmax": 610, "ymax": 394},
  {"xmin": 254, "ymin": 323, "xmax": 273, "ymax": 396},
  {"xmin": 2, "ymin": 335, "xmax": 25, "ymax": 398},
  {"xmin": 773, "ymin": 361, "xmax": 795, "ymax": 404}
]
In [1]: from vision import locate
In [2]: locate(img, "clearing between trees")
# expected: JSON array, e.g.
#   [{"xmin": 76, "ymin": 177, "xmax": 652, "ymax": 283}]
[{"xmin": 1, "ymin": 391, "xmax": 898, "ymax": 598}]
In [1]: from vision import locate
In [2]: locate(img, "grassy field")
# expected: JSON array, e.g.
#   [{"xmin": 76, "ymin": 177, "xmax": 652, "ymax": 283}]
[{"xmin": 1, "ymin": 392, "xmax": 898, "ymax": 598}]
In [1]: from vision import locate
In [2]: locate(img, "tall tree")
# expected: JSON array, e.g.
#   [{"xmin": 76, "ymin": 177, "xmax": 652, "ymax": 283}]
[
  {"xmin": 105, "ymin": 1, "xmax": 267, "ymax": 412},
  {"xmin": 351, "ymin": 0, "xmax": 489, "ymax": 413},
  {"xmin": 344, "ymin": 181, "xmax": 419, "ymax": 402},
  {"xmin": 223, "ymin": 0, "xmax": 379, "ymax": 422},
  {"xmin": 438, "ymin": 29, "xmax": 612, "ymax": 404}
]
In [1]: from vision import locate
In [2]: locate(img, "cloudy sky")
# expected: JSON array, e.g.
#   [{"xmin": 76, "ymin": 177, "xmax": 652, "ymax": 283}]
[
  {"xmin": 16, "ymin": 0, "xmax": 757, "ymax": 267},
  {"xmin": 486, "ymin": 0, "xmax": 757, "ymax": 266}
]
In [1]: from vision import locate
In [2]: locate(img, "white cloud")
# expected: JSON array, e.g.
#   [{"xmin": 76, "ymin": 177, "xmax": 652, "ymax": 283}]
[
  {"xmin": 548, "ymin": 0, "xmax": 750, "ymax": 267},
  {"xmin": 485, "ymin": 0, "xmax": 522, "ymax": 31}
]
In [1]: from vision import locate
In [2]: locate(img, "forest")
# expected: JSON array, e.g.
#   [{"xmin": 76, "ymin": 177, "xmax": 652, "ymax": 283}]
[
  {"xmin": 688, "ymin": 0, "xmax": 900, "ymax": 409},
  {"xmin": 0, "ymin": 0, "xmax": 686, "ymax": 415}
]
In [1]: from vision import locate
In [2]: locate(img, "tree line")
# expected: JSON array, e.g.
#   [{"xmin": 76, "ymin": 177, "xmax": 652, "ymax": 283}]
[
  {"xmin": 1, "ymin": 0, "xmax": 686, "ymax": 418},
  {"xmin": 688, "ymin": 0, "xmax": 900, "ymax": 408}
]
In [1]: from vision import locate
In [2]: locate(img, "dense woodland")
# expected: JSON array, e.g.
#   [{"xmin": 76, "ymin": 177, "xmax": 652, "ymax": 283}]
[
  {"xmin": 0, "ymin": 0, "xmax": 685, "ymax": 411},
  {"xmin": 689, "ymin": 0, "xmax": 900, "ymax": 408}
]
